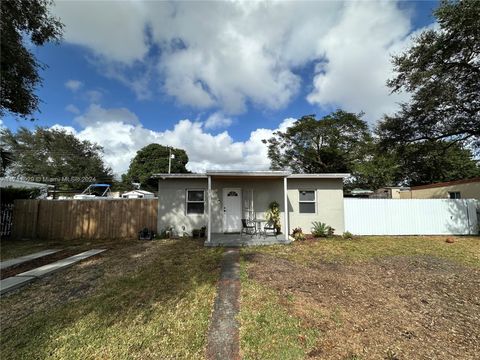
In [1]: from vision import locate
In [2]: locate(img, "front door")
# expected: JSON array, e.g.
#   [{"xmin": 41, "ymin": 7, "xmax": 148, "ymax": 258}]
[{"xmin": 223, "ymin": 188, "xmax": 242, "ymax": 232}]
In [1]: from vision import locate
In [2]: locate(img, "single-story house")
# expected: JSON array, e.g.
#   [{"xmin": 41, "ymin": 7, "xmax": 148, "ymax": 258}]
[
  {"xmin": 121, "ymin": 190, "xmax": 155, "ymax": 199},
  {"xmin": 153, "ymin": 171, "xmax": 349, "ymax": 246},
  {"xmin": 370, "ymin": 186, "xmax": 410, "ymax": 199},
  {"xmin": 399, "ymin": 177, "xmax": 480, "ymax": 200},
  {"xmin": 0, "ymin": 177, "xmax": 51, "ymax": 198}
]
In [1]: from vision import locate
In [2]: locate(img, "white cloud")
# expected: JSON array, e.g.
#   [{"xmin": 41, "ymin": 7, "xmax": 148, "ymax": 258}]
[
  {"xmin": 204, "ymin": 112, "xmax": 233, "ymax": 130},
  {"xmin": 306, "ymin": 1, "xmax": 416, "ymax": 122},
  {"xmin": 53, "ymin": 1, "xmax": 432, "ymax": 121},
  {"xmin": 53, "ymin": 1, "xmax": 148, "ymax": 64},
  {"xmin": 85, "ymin": 90, "xmax": 103, "ymax": 104},
  {"xmin": 53, "ymin": 105, "xmax": 296, "ymax": 176},
  {"xmin": 65, "ymin": 104, "xmax": 80, "ymax": 114},
  {"xmin": 64, "ymin": 80, "xmax": 83, "ymax": 92},
  {"xmin": 74, "ymin": 104, "xmax": 139, "ymax": 127}
]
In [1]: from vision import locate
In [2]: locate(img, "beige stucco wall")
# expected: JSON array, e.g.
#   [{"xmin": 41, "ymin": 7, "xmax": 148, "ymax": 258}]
[
  {"xmin": 391, "ymin": 188, "xmax": 403, "ymax": 199},
  {"xmin": 287, "ymin": 178, "xmax": 345, "ymax": 234},
  {"xmin": 158, "ymin": 178, "xmax": 209, "ymax": 236},
  {"xmin": 400, "ymin": 182, "xmax": 480, "ymax": 200},
  {"xmin": 158, "ymin": 176, "xmax": 345, "ymax": 236}
]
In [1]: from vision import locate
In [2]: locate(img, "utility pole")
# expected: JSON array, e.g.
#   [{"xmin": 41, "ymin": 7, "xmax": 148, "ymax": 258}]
[{"xmin": 168, "ymin": 147, "xmax": 175, "ymax": 174}]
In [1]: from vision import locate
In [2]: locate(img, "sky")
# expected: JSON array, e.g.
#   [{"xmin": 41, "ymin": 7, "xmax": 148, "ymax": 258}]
[{"xmin": 1, "ymin": 0, "xmax": 438, "ymax": 176}]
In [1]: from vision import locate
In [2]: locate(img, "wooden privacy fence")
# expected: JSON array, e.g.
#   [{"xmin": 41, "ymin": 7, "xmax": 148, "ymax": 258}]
[{"xmin": 12, "ymin": 199, "xmax": 158, "ymax": 240}]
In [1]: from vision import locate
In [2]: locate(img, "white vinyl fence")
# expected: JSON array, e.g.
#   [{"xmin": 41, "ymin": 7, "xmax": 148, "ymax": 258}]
[{"xmin": 344, "ymin": 199, "xmax": 479, "ymax": 235}]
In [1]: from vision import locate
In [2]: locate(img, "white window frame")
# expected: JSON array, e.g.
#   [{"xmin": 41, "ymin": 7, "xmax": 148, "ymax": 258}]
[
  {"xmin": 186, "ymin": 189, "xmax": 205, "ymax": 215},
  {"xmin": 299, "ymin": 189, "xmax": 316, "ymax": 214},
  {"xmin": 448, "ymin": 191, "xmax": 461, "ymax": 199}
]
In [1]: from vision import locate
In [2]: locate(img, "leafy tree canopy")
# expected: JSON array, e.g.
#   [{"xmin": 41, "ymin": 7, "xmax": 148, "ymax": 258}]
[
  {"xmin": 352, "ymin": 140, "xmax": 480, "ymax": 189},
  {"xmin": 122, "ymin": 144, "xmax": 189, "ymax": 191},
  {"xmin": 378, "ymin": 0, "xmax": 480, "ymax": 151},
  {"xmin": 264, "ymin": 110, "xmax": 372, "ymax": 173},
  {"xmin": 0, "ymin": 0, "xmax": 63, "ymax": 119},
  {"xmin": 0, "ymin": 127, "xmax": 112, "ymax": 189}
]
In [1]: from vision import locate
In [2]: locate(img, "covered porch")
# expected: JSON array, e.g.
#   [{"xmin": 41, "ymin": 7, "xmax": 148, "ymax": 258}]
[{"xmin": 205, "ymin": 170, "xmax": 292, "ymax": 246}]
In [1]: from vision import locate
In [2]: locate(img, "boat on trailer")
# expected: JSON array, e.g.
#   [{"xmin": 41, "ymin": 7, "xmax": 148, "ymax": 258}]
[{"xmin": 73, "ymin": 184, "xmax": 112, "ymax": 199}]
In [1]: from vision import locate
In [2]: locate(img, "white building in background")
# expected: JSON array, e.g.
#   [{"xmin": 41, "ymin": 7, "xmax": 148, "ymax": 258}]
[
  {"xmin": 0, "ymin": 177, "xmax": 51, "ymax": 198},
  {"xmin": 121, "ymin": 190, "xmax": 155, "ymax": 199}
]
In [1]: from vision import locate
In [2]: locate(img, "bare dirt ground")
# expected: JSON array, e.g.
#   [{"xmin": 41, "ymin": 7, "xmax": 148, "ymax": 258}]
[{"xmin": 244, "ymin": 253, "xmax": 480, "ymax": 360}]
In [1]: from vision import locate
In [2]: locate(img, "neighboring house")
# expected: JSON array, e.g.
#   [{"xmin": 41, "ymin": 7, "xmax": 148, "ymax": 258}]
[
  {"xmin": 348, "ymin": 188, "xmax": 374, "ymax": 198},
  {"xmin": 121, "ymin": 190, "xmax": 155, "ymax": 199},
  {"xmin": 0, "ymin": 177, "xmax": 51, "ymax": 198},
  {"xmin": 371, "ymin": 186, "xmax": 410, "ymax": 199},
  {"xmin": 400, "ymin": 177, "xmax": 480, "ymax": 200},
  {"xmin": 154, "ymin": 170, "xmax": 348, "ymax": 245}
]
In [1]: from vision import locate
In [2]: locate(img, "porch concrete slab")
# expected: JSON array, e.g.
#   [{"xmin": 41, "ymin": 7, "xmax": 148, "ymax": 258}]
[
  {"xmin": 0, "ymin": 249, "xmax": 60, "ymax": 270},
  {"xmin": 205, "ymin": 233, "xmax": 292, "ymax": 247},
  {"xmin": 0, "ymin": 276, "xmax": 36, "ymax": 295},
  {"xmin": 17, "ymin": 249, "xmax": 106, "ymax": 278}
]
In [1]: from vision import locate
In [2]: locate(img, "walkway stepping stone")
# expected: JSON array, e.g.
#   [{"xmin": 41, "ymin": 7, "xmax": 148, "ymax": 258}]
[
  {"xmin": 206, "ymin": 248, "xmax": 240, "ymax": 360},
  {"xmin": 0, "ymin": 249, "xmax": 60, "ymax": 270},
  {"xmin": 0, "ymin": 276, "xmax": 36, "ymax": 295},
  {"xmin": 17, "ymin": 249, "xmax": 106, "ymax": 278},
  {"xmin": 0, "ymin": 249, "xmax": 106, "ymax": 295}
]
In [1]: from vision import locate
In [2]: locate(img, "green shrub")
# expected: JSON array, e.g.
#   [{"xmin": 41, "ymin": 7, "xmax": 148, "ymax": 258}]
[
  {"xmin": 342, "ymin": 231, "xmax": 354, "ymax": 239},
  {"xmin": 311, "ymin": 221, "xmax": 334, "ymax": 237},
  {"xmin": 291, "ymin": 227, "xmax": 305, "ymax": 241}
]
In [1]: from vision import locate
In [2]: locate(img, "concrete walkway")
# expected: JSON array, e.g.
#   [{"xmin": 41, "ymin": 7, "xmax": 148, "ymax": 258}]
[
  {"xmin": 0, "ymin": 249, "xmax": 106, "ymax": 295},
  {"xmin": 0, "ymin": 249, "xmax": 60, "ymax": 270},
  {"xmin": 206, "ymin": 248, "xmax": 240, "ymax": 360}
]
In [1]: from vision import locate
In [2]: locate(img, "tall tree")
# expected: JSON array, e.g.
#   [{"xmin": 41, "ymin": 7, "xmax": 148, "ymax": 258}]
[
  {"xmin": 353, "ymin": 140, "xmax": 480, "ymax": 189},
  {"xmin": 0, "ymin": 0, "xmax": 63, "ymax": 119},
  {"xmin": 0, "ymin": 127, "xmax": 112, "ymax": 189},
  {"xmin": 264, "ymin": 110, "xmax": 372, "ymax": 173},
  {"xmin": 378, "ymin": 0, "xmax": 480, "ymax": 151},
  {"xmin": 122, "ymin": 144, "xmax": 189, "ymax": 191},
  {"xmin": 0, "ymin": 147, "xmax": 14, "ymax": 176},
  {"xmin": 393, "ymin": 141, "xmax": 480, "ymax": 186}
]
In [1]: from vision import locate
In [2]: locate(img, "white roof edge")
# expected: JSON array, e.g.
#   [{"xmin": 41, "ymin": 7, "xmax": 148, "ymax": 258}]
[
  {"xmin": 153, "ymin": 173, "xmax": 207, "ymax": 179},
  {"xmin": 123, "ymin": 190, "xmax": 154, "ymax": 194},
  {"xmin": 0, "ymin": 177, "xmax": 52, "ymax": 188},
  {"xmin": 206, "ymin": 170, "xmax": 291, "ymax": 177},
  {"xmin": 153, "ymin": 172, "xmax": 350, "ymax": 179},
  {"xmin": 287, "ymin": 173, "xmax": 350, "ymax": 179}
]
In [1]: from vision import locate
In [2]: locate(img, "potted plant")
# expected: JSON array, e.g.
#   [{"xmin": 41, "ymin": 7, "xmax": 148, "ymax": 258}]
[{"xmin": 265, "ymin": 201, "xmax": 281, "ymax": 234}]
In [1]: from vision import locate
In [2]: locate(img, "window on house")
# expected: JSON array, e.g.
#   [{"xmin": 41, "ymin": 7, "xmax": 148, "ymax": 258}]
[
  {"xmin": 449, "ymin": 191, "xmax": 461, "ymax": 199},
  {"xmin": 186, "ymin": 190, "xmax": 205, "ymax": 214},
  {"xmin": 299, "ymin": 190, "xmax": 316, "ymax": 213}
]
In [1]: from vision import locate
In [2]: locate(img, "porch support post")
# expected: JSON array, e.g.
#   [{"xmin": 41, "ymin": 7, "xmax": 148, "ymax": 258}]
[
  {"xmin": 283, "ymin": 176, "xmax": 289, "ymax": 239},
  {"xmin": 207, "ymin": 175, "xmax": 212, "ymax": 243}
]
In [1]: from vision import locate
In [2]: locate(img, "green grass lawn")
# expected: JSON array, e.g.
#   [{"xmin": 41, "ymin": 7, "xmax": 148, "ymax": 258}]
[
  {"xmin": 1, "ymin": 239, "xmax": 223, "ymax": 359},
  {"xmin": 253, "ymin": 235, "xmax": 480, "ymax": 268},
  {"xmin": 239, "ymin": 236, "xmax": 480, "ymax": 360},
  {"xmin": 2, "ymin": 236, "xmax": 479, "ymax": 359},
  {"xmin": 239, "ymin": 259, "xmax": 319, "ymax": 360}
]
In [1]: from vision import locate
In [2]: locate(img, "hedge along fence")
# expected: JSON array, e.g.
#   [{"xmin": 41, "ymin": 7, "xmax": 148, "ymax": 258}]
[{"xmin": 12, "ymin": 199, "xmax": 158, "ymax": 240}]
